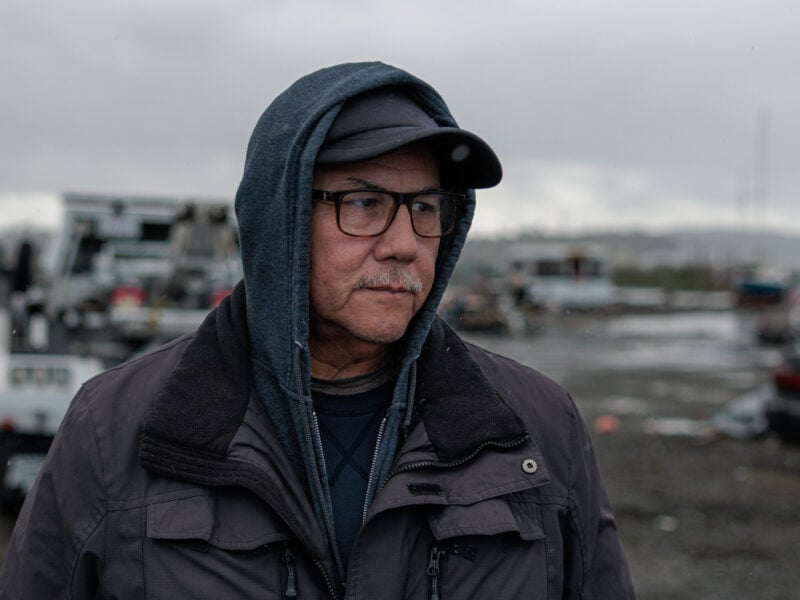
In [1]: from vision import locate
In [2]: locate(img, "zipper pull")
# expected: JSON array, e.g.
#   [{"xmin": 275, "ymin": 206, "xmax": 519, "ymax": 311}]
[
  {"xmin": 427, "ymin": 546, "xmax": 444, "ymax": 600},
  {"xmin": 283, "ymin": 544, "xmax": 298, "ymax": 598}
]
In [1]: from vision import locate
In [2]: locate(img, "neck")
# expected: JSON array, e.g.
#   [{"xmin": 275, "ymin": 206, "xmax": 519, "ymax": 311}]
[{"xmin": 309, "ymin": 339, "xmax": 392, "ymax": 380}]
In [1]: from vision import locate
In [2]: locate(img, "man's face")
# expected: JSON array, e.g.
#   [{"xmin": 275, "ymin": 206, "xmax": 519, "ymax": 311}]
[{"xmin": 309, "ymin": 145, "xmax": 441, "ymax": 353}]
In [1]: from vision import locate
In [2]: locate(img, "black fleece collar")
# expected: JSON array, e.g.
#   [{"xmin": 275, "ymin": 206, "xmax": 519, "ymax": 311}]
[
  {"xmin": 140, "ymin": 280, "xmax": 251, "ymax": 457},
  {"xmin": 414, "ymin": 317, "xmax": 528, "ymax": 461}
]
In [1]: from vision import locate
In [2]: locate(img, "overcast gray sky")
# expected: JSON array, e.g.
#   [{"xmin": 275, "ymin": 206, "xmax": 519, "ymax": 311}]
[{"xmin": 2, "ymin": 0, "xmax": 798, "ymax": 236}]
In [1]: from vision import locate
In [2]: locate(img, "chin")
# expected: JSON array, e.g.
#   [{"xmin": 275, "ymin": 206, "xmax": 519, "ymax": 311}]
[
  {"xmin": 357, "ymin": 328, "xmax": 407, "ymax": 345},
  {"xmin": 351, "ymin": 319, "xmax": 411, "ymax": 345}
]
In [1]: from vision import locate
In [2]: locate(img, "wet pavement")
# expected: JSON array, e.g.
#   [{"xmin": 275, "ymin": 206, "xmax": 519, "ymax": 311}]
[{"xmin": 3, "ymin": 309, "xmax": 799, "ymax": 598}]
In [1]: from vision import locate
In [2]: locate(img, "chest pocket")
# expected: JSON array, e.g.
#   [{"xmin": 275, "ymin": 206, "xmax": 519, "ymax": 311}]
[
  {"xmin": 144, "ymin": 492, "xmax": 291, "ymax": 599},
  {"xmin": 424, "ymin": 497, "xmax": 555, "ymax": 600}
]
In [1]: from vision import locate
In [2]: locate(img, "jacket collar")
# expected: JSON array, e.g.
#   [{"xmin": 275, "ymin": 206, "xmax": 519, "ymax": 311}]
[
  {"xmin": 414, "ymin": 317, "xmax": 529, "ymax": 461},
  {"xmin": 140, "ymin": 280, "xmax": 251, "ymax": 457}
]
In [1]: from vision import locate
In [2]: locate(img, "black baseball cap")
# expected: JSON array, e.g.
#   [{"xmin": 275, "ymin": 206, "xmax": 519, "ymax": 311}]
[{"xmin": 316, "ymin": 88, "xmax": 502, "ymax": 189}]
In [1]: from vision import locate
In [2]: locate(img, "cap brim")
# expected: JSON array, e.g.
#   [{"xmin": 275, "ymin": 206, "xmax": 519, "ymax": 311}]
[{"xmin": 316, "ymin": 126, "xmax": 502, "ymax": 189}]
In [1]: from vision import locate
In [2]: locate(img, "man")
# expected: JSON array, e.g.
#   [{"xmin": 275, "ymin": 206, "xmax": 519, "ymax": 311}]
[{"xmin": 0, "ymin": 62, "xmax": 635, "ymax": 598}]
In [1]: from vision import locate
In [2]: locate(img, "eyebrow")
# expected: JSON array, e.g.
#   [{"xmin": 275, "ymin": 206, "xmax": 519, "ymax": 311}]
[{"xmin": 344, "ymin": 177, "xmax": 384, "ymax": 190}]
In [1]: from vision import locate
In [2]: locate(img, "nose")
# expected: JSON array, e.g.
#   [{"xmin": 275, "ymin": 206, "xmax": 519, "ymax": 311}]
[{"xmin": 373, "ymin": 204, "xmax": 419, "ymax": 262}]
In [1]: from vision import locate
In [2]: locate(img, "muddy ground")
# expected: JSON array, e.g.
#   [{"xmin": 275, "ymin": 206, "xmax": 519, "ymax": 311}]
[
  {"xmin": 541, "ymin": 315, "xmax": 800, "ymax": 600},
  {"xmin": 583, "ymin": 403, "xmax": 800, "ymax": 600}
]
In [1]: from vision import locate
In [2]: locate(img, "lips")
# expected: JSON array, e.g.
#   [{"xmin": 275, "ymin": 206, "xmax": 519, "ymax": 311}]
[{"xmin": 365, "ymin": 285, "xmax": 411, "ymax": 294}]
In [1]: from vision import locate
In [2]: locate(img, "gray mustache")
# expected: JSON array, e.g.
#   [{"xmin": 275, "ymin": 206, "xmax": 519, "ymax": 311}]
[{"xmin": 353, "ymin": 270, "xmax": 424, "ymax": 294}]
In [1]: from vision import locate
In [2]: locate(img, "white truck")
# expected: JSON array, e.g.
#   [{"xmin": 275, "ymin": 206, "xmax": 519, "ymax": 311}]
[
  {"xmin": 40, "ymin": 193, "xmax": 241, "ymax": 360},
  {"xmin": 0, "ymin": 348, "xmax": 104, "ymax": 509},
  {"xmin": 1, "ymin": 192, "xmax": 241, "ymax": 510}
]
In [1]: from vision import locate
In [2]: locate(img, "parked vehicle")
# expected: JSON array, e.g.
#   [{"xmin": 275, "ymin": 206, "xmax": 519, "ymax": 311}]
[
  {"xmin": 765, "ymin": 341, "xmax": 800, "ymax": 443},
  {"xmin": 1, "ymin": 192, "xmax": 242, "ymax": 510},
  {"xmin": 733, "ymin": 263, "xmax": 793, "ymax": 308},
  {"xmin": 0, "ymin": 350, "xmax": 104, "ymax": 510},
  {"xmin": 507, "ymin": 242, "xmax": 616, "ymax": 312},
  {"xmin": 754, "ymin": 294, "xmax": 800, "ymax": 345},
  {"xmin": 13, "ymin": 193, "xmax": 242, "ymax": 360}
]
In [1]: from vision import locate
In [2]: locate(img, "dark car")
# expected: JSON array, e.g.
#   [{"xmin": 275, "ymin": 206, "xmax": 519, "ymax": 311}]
[{"xmin": 766, "ymin": 341, "xmax": 800, "ymax": 443}]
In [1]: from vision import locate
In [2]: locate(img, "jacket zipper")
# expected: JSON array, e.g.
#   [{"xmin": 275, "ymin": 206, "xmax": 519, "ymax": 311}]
[
  {"xmin": 283, "ymin": 544, "xmax": 298, "ymax": 598},
  {"xmin": 363, "ymin": 360, "xmax": 417, "ymax": 523},
  {"xmin": 361, "ymin": 416, "xmax": 387, "ymax": 524},
  {"xmin": 389, "ymin": 436, "xmax": 528, "ymax": 479},
  {"xmin": 311, "ymin": 412, "xmax": 330, "ymax": 480},
  {"xmin": 293, "ymin": 344, "xmax": 343, "ymax": 599},
  {"xmin": 310, "ymin": 411, "xmax": 346, "ymax": 577},
  {"xmin": 283, "ymin": 542, "xmax": 340, "ymax": 600},
  {"xmin": 313, "ymin": 556, "xmax": 340, "ymax": 600},
  {"xmin": 427, "ymin": 545, "xmax": 446, "ymax": 600},
  {"xmin": 306, "ymin": 409, "xmax": 345, "ymax": 581}
]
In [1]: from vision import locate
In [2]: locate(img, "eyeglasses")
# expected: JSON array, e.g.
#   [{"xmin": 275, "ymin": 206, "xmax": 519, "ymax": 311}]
[{"xmin": 311, "ymin": 189, "xmax": 463, "ymax": 238}]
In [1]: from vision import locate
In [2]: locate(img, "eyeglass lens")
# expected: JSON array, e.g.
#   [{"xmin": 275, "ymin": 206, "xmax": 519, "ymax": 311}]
[{"xmin": 338, "ymin": 191, "xmax": 456, "ymax": 237}]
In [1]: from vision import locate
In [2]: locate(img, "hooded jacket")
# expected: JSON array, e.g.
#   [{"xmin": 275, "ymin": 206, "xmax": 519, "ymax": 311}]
[{"xmin": 0, "ymin": 62, "xmax": 635, "ymax": 599}]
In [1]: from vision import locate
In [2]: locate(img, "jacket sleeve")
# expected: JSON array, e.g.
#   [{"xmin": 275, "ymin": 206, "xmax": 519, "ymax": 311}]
[
  {"xmin": 0, "ymin": 386, "xmax": 107, "ymax": 599},
  {"xmin": 565, "ymin": 396, "xmax": 636, "ymax": 599}
]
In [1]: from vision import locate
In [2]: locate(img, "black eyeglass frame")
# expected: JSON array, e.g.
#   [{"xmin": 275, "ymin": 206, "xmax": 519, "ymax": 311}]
[{"xmin": 311, "ymin": 189, "xmax": 464, "ymax": 238}]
